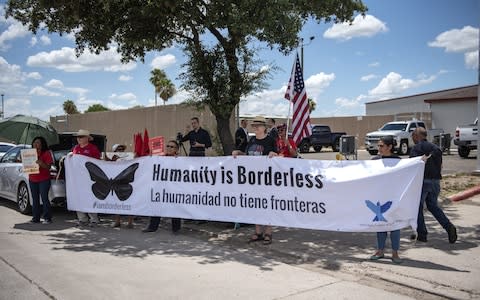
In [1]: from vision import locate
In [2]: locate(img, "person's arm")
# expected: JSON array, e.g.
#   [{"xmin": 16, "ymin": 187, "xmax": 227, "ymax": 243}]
[{"xmin": 203, "ymin": 130, "xmax": 212, "ymax": 148}]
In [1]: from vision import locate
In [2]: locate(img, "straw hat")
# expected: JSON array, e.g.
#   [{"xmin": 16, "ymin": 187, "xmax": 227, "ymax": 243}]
[{"xmin": 73, "ymin": 129, "xmax": 93, "ymax": 141}]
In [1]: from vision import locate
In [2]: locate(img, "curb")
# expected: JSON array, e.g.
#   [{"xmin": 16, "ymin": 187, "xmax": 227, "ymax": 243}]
[{"xmin": 448, "ymin": 184, "xmax": 480, "ymax": 202}]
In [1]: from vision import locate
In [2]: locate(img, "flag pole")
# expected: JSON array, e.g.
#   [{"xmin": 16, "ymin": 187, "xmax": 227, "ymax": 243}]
[{"xmin": 284, "ymin": 52, "xmax": 297, "ymax": 139}]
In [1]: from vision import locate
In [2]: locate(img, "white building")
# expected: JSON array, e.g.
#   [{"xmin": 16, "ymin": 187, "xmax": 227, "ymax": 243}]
[{"xmin": 365, "ymin": 85, "xmax": 478, "ymax": 136}]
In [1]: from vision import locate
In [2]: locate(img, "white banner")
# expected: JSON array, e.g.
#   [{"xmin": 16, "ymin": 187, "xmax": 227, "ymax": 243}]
[{"xmin": 65, "ymin": 155, "xmax": 424, "ymax": 232}]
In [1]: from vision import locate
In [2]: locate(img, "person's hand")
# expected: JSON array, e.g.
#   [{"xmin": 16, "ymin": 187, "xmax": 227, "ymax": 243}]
[
  {"xmin": 421, "ymin": 154, "xmax": 431, "ymax": 162},
  {"xmin": 268, "ymin": 151, "xmax": 278, "ymax": 158}
]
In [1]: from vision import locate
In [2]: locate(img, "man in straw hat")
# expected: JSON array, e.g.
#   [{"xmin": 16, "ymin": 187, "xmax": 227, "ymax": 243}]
[
  {"xmin": 232, "ymin": 116, "xmax": 278, "ymax": 244},
  {"xmin": 72, "ymin": 129, "xmax": 101, "ymax": 227}
]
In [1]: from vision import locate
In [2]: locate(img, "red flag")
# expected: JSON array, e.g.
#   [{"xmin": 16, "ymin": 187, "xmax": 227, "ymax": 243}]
[
  {"xmin": 284, "ymin": 53, "xmax": 312, "ymax": 145},
  {"xmin": 134, "ymin": 133, "xmax": 142, "ymax": 157},
  {"xmin": 143, "ymin": 128, "xmax": 150, "ymax": 156}
]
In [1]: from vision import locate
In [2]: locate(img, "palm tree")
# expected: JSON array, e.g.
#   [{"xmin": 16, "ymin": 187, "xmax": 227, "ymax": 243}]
[
  {"xmin": 308, "ymin": 98, "xmax": 316, "ymax": 114},
  {"xmin": 63, "ymin": 99, "xmax": 79, "ymax": 114},
  {"xmin": 149, "ymin": 69, "xmax": 176, "ymax": 105}
]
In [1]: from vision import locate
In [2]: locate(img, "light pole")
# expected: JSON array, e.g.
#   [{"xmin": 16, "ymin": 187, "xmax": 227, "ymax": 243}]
[
  {"xmin": 1, "ymin": 93, "xmax": 4, "ymax": 119},
  {"xmin": 300, "ymin": 36, "xmax": 315, "ymax": 73}
]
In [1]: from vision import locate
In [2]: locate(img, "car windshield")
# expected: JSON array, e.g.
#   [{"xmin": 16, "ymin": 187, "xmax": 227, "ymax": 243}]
[{"xmin": 381, "ymin": 123, "xmax": 407, "ymax": 131}]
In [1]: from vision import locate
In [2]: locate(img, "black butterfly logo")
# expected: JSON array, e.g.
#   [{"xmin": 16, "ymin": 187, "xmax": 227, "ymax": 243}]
[{"xmin": 85, "ymin": 162, "xmax": 139, "ymax": 201}]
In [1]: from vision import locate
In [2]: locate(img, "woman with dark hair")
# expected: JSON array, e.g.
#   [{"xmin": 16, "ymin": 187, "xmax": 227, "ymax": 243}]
[
  {"xmin": 369, "ymin": 136, "xmax": 402, "ymax": 264},
  {"xmin": 29, "ymin": 136, "xmax": 54, "ymax": 224}
]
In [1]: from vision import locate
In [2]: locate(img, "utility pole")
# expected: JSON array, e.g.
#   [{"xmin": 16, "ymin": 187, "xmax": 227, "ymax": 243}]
[{"xmin": 1, "ymin": 93, "xmax": 4, "ymax": 119}]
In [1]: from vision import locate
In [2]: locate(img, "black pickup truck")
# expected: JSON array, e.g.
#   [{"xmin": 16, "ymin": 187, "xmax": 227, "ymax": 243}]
[{"xmin": 298, "ymin": 125, "xmax": 346, "ymax": 153}]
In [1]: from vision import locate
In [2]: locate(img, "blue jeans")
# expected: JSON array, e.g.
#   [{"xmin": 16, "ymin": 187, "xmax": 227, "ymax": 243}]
[
  {"xmin": 417, "ymin": 179, "xmax": 451, "ymax": 237},
  {"xmin": 29, "ymin": 180, "xmax": 51, "ymax": 221},
  {"xmin": 376, "ymin": 230, "xmax": 400, "ymax": 251}
]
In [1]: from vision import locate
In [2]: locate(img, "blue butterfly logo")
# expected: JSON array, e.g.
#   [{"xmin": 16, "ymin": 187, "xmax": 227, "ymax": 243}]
[{"xmin": 365, "ymin": 200, "xmax": 392, "ymax": 222}]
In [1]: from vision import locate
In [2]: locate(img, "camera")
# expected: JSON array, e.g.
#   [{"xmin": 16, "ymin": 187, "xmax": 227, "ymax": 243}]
[{"xmin": 176, "ymin": 132, "xmax": 183, "ymax": 143}]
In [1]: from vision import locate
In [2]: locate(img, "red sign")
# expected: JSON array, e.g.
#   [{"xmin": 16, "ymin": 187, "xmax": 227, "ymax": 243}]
[{"xmin": 149, "ymin": 136, "xmax": 165, "ymax": 156}]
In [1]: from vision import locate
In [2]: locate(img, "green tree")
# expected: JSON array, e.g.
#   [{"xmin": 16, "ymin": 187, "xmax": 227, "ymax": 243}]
[
  {"xmin": 149, "ymin": 69, "xmax": 176, "ymax": 105},
  {"xmin": 308, "ymin": 98, "xmax": 316, "ymax": 114},
  {"xmin": 7, "ymin": 0, "xmax": 367, "ymax": 153},
  {"xmin": 85, "ymin": 104, "xmax": 110, "ymax": 113},
  {"xmin": 63, "ymin": 100, "xmax": 79, "ymax": 114}
]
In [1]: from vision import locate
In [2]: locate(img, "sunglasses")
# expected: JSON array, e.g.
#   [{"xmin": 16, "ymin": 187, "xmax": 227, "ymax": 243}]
[{"xmin": 166, "ymin": 145, "xmax": 177, "ymax": 148}]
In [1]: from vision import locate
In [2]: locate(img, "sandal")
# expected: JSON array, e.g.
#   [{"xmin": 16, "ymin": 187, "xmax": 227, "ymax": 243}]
[
  {"xmin": 248, "ymin": 233, "xmax": 264, "ymax": 243},
  {"xmin": 263, "ymin": 233, "xmax": 272, "ymax": 245}
]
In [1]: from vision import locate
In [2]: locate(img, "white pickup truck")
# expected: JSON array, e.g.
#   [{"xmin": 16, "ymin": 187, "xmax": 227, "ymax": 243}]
[
  {"xmin": 365, "ymin": 120, "xmax": 443, "ymax": 155},
  {"xmin": 454, "ymin": 118, "xmax": 478, "ymax": 158}
]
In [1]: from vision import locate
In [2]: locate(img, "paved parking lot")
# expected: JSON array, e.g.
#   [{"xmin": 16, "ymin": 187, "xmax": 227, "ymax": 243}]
[{"xmin": 300, "ymin": 148, "xmax": 479, "ymax": 175}]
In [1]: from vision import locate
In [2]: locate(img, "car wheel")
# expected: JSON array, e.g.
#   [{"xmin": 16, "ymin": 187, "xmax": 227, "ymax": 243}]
[
  {"xmin": 458, "ymin": 146, "xmax": 470, "ymax": 158},
  {"xmin": 17, "ymin": 182, "xmax": 32, "ymax": 215},
  {"xmin": 298, "ymin": 141, "xmax": 310, "ymax": 153},
  {"xmin": 398, "ymin": 140, "xmax": 408, "ymax": 155},
  {"xmin": 313, "ymin": 146, "xmax": 322, "ymax": 152},
  {"xmin": 332, "ymin": 139, "xmax": 340, "ymax": 152},
  {"xmin": 368, "ymin": 150, "xmax": 378, "ymax": 155}
]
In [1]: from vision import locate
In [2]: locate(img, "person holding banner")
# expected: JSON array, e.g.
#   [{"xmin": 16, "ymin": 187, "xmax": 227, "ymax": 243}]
[
  {"xmin": 109, "ymin": 144, "xmax": 135, "ymax": 229},
  {"xmin": 72, "ymin": 129, "xmax": 101, "ymax": 227},
  {"xmin": 234, "ymin": 119, "xmax": 249, "ymax": 153},
  {"xmin": 29, "ymin": 136, "xmax": 54, "ymax": 224},
  {"xmin": 369, "ymin": 136, "xmax": 403, "ymax": 264},
  {"xmin": 142, "ymin": 140, "xmax": 182, "ymax": 234},
  {"xmin": 410, "ymin": 127, "xmax": 457, "ymax": 244},
  {"xmin": 276, "ymin": 123, "xmax": 297, "ymax": 158},
  {"xmin": 232, "ymin": 116, "xmax": 278, "ymax": 245}
]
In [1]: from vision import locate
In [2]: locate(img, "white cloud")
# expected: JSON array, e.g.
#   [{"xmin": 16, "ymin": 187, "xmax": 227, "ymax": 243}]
[
  {"xmin": 40, "ymin": 35, "xmax": 51, "ymax": 45},
  {"xmin": 323, "ymin": 14, "xmax": 388, "ymax": 41},
  {"xmin": 150, "ymin": 54, "xmax": 176, "ymax": 69},
  {"xmin": 119, "ymin": 75, "xmax": 132, "ymax": 81},
  {"xmin": 44, "ymin": 78, "xmax": 88, "ymax": 96},
  {"xmin": 27, "ymin": 47, "xmax": 137, "ymax": 72},
  {"xmin": 368, "ymin": 72, "xmax": 436, "ymax": 98},
  {"xmin": 108, "ymin": 93, "xmax": 137, "ymax": 101},
  {"xmin": 29, "ymin": 86, "xmax": 61, "ymax": 97},
  {"xmin": 45, "ymin": 79, "xmax": 64, "ymax": 89},
  {"xmin": 0, "ymin": 20, "xmax": 30, "ymax": 51},
  {"xmin": 360, "ymin": 74, "xmax": 377, "ymax": 81},
  {"xmin": 429, "ymin": 26, "xmax": 479, "ymax": 69},
  {"xmin": 30, "ymin": 37, "xmax": 37, "ymax": 47},
  {"xmin": 368, "ymin": 62, "xmax": 380, "ymax": 67},
  {"xmin": 0, "ymin": 56, "xmax": 23, "ymax": 84},
  {"xmin": 27, "ymin": 72, "xmax": 42, "ymax": 80},
  {"xmin": 465, "ymin": 51, "xmax": 478, "ymax": 69}
]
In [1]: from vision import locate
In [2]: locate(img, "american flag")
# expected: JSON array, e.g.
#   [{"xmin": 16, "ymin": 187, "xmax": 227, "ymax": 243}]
[{"xmin": 284, "ymin": 53, "xmax": 312, "ymax": 145}]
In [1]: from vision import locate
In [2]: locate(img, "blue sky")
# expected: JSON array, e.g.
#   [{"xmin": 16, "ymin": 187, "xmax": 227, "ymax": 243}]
[{"xmin": 0, "ymin": 0, "xmax": 478, "ymax": 122}]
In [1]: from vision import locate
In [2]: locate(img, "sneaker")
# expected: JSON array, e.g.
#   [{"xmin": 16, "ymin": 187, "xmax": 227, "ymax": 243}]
[
  {"xmin": 141, "ymin": 228, "xmax": 156, "ymax": 233},
  {"xmin": 42, "ymin": 219, "xmax": 52, "ymax": 224},
  {"xmin": 391, "ymin": 257, "xmax": 403, "ymax": 264},
  {"xmin": 30, "ymin": 219, "xmax": 40, "ymax": 224},
  {"xmin": 112, "ymin": 222, "xmax": 121, "ymax": 228},
  {"xmin": 447, "ymin": 224, "xmax": 457, "ymax": 244}
]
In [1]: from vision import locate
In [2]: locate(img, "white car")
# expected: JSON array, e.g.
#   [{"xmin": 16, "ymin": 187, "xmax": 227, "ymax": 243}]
[
  {"xmin": 0, "ymin": 142, "xmax": 15, "ymax": 159},
  {"xmin": 0, "ymin": 145, "xmax": 66, "ymax": 214}
]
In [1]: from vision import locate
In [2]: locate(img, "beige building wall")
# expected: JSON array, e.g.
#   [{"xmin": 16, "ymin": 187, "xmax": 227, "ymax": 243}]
[{"xmin": 50, "ymin": 104, "xmax": 432, "ymax": 154}]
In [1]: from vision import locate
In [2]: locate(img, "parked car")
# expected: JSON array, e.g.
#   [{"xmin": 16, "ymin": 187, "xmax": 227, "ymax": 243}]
[
  {"xmin": 365, "ymin": 120, "xmax": 443, "ymax": 155},
  {"xmin": 454, "ymin": 118, "xmax": 478, "ymax": 158},
  {"xmin": 297, "ymin": 125, "xmax": 346, "ymax": 153},
  {"xmin": 0, "ymin": 145, "xmax": 66, "ymax": 214},
  {"xmin": 0, "ymin": 142, "xmax": 15, "ymax": 159},
  {"xmin": 0, "ymin": 132, "xmax": 107, "ymax": 214}
]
